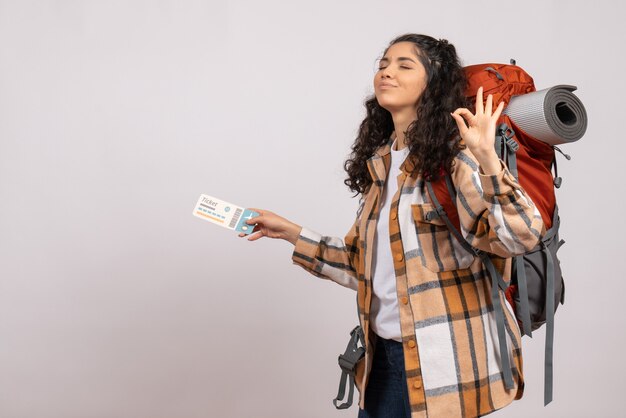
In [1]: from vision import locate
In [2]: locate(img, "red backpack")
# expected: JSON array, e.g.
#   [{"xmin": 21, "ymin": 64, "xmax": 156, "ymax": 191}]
[{"xmin": 425, "ymin": 61, "xmax": 582, "ymax": 405}]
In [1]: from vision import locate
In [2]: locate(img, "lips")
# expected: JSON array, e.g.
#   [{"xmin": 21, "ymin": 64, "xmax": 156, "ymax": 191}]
[{"xmin": 379, "ymin": 82, "xmax": 397, "ymax": 88}]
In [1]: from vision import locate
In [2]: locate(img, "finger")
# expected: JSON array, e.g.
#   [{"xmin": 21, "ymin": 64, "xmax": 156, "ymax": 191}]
[
  {"xmin": 245, "ymin": 212, "xmax": 265, "ymax": 224},
  {"xmin": 453, "ymin": 108, "xmax": 475, "ymax": 124},
  {"xmin": 247, "ymin": 230, "xmax": 265, "ymax": 241},
  {"xmin": 476, "ymin": 86, "xmax": 484, "ymax": 115},
  {"xmin": 485, "ymin": 94, "xmax": 493, "ymax": 116},
  {"xmin": 238, "ymin": 232, "xmax": 245, "ymax": 237},
  {"xmin": 246, "ymin": 216, "xmax": 261, "ymax": 225},
  {"xmin": 492, "ymin": 101, "xmax": 505, "ymax": 121},
  {"xmin": 243, "ymin": 225, "xmax": 261, "ymax": 236},
  {"xmin": 246, "ymin": 208, "xmax": 266, "ymax": 224},
  {"xmin": 450, "ymin": 111, "xmax": 468, "ymax": 136}
]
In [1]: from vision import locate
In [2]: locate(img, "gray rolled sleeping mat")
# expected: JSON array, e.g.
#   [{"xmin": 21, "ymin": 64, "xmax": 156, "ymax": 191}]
[{"xmin": 504, "ymin": 85, "xmax": 588, "ymax": 145}]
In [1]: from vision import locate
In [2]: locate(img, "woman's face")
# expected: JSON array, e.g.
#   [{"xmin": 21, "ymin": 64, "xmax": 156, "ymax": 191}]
[{"xmin": 373, "ymin": 41, "xmax": 428, "ymax": 114}]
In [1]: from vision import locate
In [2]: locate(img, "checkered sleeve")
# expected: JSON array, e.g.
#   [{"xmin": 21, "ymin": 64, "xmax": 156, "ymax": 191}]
[
  {"xmin": 452, "ymin": 150, "xmax": 545, "ymax": 258},
  {"xmin": 291, "ymin": 218, "xmax": 360, "ymax": 291}
]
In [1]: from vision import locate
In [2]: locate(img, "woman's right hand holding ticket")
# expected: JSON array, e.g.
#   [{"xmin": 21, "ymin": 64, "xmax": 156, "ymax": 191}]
[{"xmin": 238, "ymin": 208, "xmax": 302, "ymax": 245}]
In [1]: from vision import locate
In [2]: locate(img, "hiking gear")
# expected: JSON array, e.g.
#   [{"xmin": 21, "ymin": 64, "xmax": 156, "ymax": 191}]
[
  {"xmin": 425, "ymin": 61, "xmax": 586, "ymax": 406},
  {"xmin": 333, "ymin": 325, "xmax": 365, "ymax": 409},
  {"xmin": 505, "ymin": 85, "xmax": 587, "ymax": 146}
]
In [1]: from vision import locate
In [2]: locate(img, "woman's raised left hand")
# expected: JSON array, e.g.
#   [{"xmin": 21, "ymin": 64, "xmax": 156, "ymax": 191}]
[{"xmin": 450, "ymin": 86, "xmax": 504, "ymax": 174}]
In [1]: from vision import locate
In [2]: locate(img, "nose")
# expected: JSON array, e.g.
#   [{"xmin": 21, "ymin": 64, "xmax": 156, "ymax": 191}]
[{"xmin": 380, "ymin": 66, "xmax": 392, "ymax": 78}]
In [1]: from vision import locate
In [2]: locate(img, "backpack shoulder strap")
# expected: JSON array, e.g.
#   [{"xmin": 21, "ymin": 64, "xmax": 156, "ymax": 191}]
[{"xmin": 425, "ymin": 174, "xmax": 461, "ymax": 233}]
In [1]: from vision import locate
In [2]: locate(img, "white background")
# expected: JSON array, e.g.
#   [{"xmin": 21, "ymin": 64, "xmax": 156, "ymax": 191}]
[{"xmin": 0, "ymin": 0, "xmax": 623, "ymax": 417}]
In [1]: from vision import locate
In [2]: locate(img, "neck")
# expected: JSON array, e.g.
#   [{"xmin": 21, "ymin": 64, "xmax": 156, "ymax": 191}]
[{"xmin": 390, "ymin": 109, "xmax": 417, "ymax": 150}]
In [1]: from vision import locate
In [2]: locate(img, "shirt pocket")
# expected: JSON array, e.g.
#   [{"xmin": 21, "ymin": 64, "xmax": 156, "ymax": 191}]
[{"xmin": 411, "ymin": 203, "xmax": 475, "ymax": 272}]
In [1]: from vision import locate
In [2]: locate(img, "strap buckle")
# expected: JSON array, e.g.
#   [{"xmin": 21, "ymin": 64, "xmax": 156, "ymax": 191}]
[
  {"xmin": 505, "ymin": 137, "xmax": 519, "ymax": 152},
  {"xmin": 425, "ymin": 206, "xmax": 446, "ymax": 221},
  {"xmin": 497, "ymin": 123, "xmax": 518, "ymax": 152},
  {"xmin": 498, "ymin": 123, "xmax": 515, "ymax": 140},
  {"xmin": 338, "ymin": 349, "xmax": 365, "ymax": 374},
  {"xmin": 337, "ymin": 326, "xmax": 365, "ymax": 374},
  {"xmin": 333, "ymin": 326, "xmax": 366, "ymax": 410}
]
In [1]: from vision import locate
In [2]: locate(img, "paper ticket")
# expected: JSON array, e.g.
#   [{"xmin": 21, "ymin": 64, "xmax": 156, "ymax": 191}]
[{"xmin": 192, "ymin": 194, "xmax": 259, "ymax": 235}]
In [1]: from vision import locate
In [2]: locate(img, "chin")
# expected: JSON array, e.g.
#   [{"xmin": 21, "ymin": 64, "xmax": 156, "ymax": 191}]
[
  {"xmin": 375, "ymin": 97, "xmax": 394, "ymax": 110},
  {"xmin": 377, "ymin": 101, "xmax": 402, "ymax": 113}
]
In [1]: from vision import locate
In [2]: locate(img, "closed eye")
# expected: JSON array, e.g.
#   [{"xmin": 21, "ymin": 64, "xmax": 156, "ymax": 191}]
[{"xmin": 378, "ymin": 66, "xmax": 412, "ymax": 70}]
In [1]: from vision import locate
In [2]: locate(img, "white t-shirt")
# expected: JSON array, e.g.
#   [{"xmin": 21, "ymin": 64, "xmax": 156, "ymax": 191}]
[{"xmin": 370, "ymin": 138, "xmax": 410, "ymax": 342}]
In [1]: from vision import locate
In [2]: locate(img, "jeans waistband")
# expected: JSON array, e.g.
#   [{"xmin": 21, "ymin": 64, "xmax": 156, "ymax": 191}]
[{"xmin": 376, "ymin": 334, "xmax": 403, "ymax": 347}]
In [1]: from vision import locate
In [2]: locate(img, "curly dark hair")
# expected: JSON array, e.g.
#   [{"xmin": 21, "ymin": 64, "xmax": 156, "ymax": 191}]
[{"xmin": 344, "ymin": 33, "xmax": 471, "ymax": 195}]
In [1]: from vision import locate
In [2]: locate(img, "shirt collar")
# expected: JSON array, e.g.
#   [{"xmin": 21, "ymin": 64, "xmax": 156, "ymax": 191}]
[
  {"xmin": 370, "ymin": 131, "xmax": 417, "ymax": 175},
  {"xmin": 373, "ymin": 132, "xmax": 395, "ymax": 158}
]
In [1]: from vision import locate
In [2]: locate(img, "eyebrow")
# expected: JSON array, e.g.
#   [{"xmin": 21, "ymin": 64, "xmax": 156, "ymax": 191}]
[{"xmin": 379, "ymin": 56, "xmax": 416, "ymax": 64}]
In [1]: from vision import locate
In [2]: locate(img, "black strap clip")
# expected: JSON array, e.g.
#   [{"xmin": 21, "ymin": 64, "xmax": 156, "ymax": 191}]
[
  {"xmin": 333, "ymin": 326, "xmax": 366, "ymax": 410},
  {"xmin": 425, "ymin": 207, "xmax": 445, "ymax": 221},
  {"xmin": 337, "ymin": 326, "xmax": 365, "ymax": 373}
]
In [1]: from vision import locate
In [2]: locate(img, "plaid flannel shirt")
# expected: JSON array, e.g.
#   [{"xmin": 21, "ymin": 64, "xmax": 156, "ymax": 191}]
[{"xmin": 291, "ymin": 139, "xmax": 544, "ymax": 418}]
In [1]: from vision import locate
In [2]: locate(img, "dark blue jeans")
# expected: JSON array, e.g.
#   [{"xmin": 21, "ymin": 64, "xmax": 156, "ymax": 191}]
[{"xmin": 358, "ymin": 334, "xmax": 411, "ymax": 418}]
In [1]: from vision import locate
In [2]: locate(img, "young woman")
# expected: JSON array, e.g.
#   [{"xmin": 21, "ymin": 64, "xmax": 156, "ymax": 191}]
[{"xmin": 238, "ymin": 34, "xmax": 544, "ymax": 418}]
